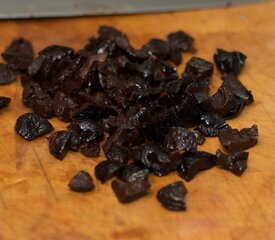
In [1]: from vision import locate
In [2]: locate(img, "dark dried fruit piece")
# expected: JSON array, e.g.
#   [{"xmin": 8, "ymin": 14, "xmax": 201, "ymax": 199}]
[
  {"xmin": 68, "ymin": 132, "xmax": 82, "ymax": 151},
  {"xmin": 214, "ymin": 49, "xmax": 247, "ymax": 76},
  {"xmin": 181, "ymin": 57, "xmax": 214, "ymax": 88},
  {"xmin": 0, "ymin": 96, "xmax": 11, "ymax": 109},
  {"xmin": 164, "ymin": 127, "xmax": 197, "ymax": 152},
  {"xmin": 196, "ymin": 112, "xmax": 230, "ymax": 137},
  {"xmin": 79, "ymin": 142, "xmax": 100, "ymax": 158},
  {"xmin": 0, "ymin": 63, "xmax": 16, "ymax": 85},
  {"xmin": 133, "ymin": 144, "xmax": 181, "ymax": 176},
  {"xmin": 157, "ymin": 181, "xmax": 187, "ymax": 211},
  {"xmin": 216, "ymin": 149, "xmax": 248, "ymax": 176},
  {"xmin": 178, "ymin": 151, "xmax": 217, "ymax": 181},
  {"xmin": 218, "ymin": 125, "xmax": 258, "ymax": 153},
  {"xmin": 15, "ymin": 113, "xmax": 53, "ymax": 141},
  {"xmin": 200, "ymin": 73, "xmax": 253, "ymax": 119},
  {"xmin": 111, "ymin": 178, "xmax": 150, "ymax": 203},
  {"xmin": 2, "ymin": 38, "xmax": 34, "ymax": 71},
  {"xmin": 118, "ymin": 162, "xmax": 150, "ymax": 183},
  {"xmin": 48, "ymin": 131, "xmax": 72, "ymax": 160},
  {"xmin": 192, "ymin": 130, "xmax": 206, "ymax": 145},
  {"xmin": 167, "ymin": 31, "xmax": 194, "ymax": 52},
  {"xmin": 95, "ymin": 160, "xmax": 125, "ymax": 183},
  {"xmin": 68, "ymin": 119, "xmax": 103, "ymax": 140},
  {"xmin": 68, "ymin": 170, "xmax": 94, "ymax": 192}
]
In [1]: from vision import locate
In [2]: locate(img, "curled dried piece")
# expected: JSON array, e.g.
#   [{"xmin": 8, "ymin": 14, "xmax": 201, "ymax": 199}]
[
  {"xmin": 157, "ymin": 181, "xmax": 187, "ymax": 211},
  {"xmin": 178, "ymin": 151, "xmax": 217, "ymax": 181},
  {"xmin": 216, "ymin": 149, "xmax": 248, "ymax": 176},
  {"xmin": 15, "ymin": 113, "xmax": 53, "ymax": 141},
  {"xmin": 218, "ymin": 125, "xmax": 258, "ymax": 153},
  {"xmin": 95, "ymin": 160, "xmax": 125, "ymax": 183},
  {"xmin": 0, "ymin": 96, "xmax": 11, "ymax": 109},
  {"xmin": 48, "ymin": 131, "xmax": 72, "ymax": 160},
  {"xmin": 214, "ymin": 49, "xmax": 247, "ymax": 76},
  {"xmin": 196, "ymin": 112, "xmax": 230, "ymax": 137},
  {"xmin": 200, "ymin": 74, "xmax": 253, "ymax": 118},
  {"xmin": 118, "ymin": 162, "xmax": 150, "ymax": 183},
  {"xmin": 111, "ymin": 178, "xmax": 150, "ymax": 203},
  {"xmin": 0, "ymin": 63, "xmax": 16, "ymax": 85},
  {"xmin": 68, "ymin": 170, "xmax": 94, "ymax": 192},
  {"xmin": 2, "ymin": 38, "xmax": 34, "ymax": 72}
]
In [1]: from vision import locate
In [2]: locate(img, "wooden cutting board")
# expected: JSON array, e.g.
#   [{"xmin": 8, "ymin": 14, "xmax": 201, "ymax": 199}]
[{"xmin": 0, "ymin": 1, "xmax": 275, "ymax": 240}]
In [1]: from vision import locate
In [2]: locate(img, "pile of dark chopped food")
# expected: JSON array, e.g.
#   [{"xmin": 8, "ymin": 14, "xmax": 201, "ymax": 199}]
[{"xmin": 0, "ymin": 26, "xmax": 259, "ymax": 211}]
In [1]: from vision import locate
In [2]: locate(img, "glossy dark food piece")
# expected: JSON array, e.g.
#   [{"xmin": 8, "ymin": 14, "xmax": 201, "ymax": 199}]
[
  {"xmin": 79, "ymin": 142, "xmax": 100, "ymax": 158},
  {"xmin": 48, "ymin": 131, "xmax": 72, "ymax": 160},
  {"xmin": 167, "ymin": 31, "xmax": 194, "ymax": 52},
  {"xmin": 214, "ymin": 49, "xmax": 247, "ymax": 76},
  {"xmin": 0, "ymin": 96, "xmax": 11, "ymax": 109},
  {"xmin": 68, "ymin": 132, "xmax": 82, "ymax": 151},
  {"xmin": 182, "ymin": 57, "xmax": 214, "ymax": 86},
  {"xmin": 15, "ymin": 113, "xmax": 53, "ymax": 141},
  {"xmin": 196, "ymin": 112, "xmax": 230, "ymax": 137},
  {"xmin": 218, "ymin": 125, "xmax": 258, "ymax": 153},
  {"xmin": 216, "ymin": 149, "xmax": 248, "ymax": 176},
  {"xmin": 0, "ymin": 63, "xmax": 16, "ymax": 85},
  {"xmin": 157, "ymin": 181, "xmax": 187, "ymax": 211},
  {"xmin": 68, "ymin": 119, "xmax": 103, "ymax": 140},
  {"xmin": 2, "ymin": 38, "xmax": 34, "ymax": 72},
  {"xmin": 95, "ymin": 160, "xmax": 125, "ymax": 183},
  {"xmin": 118, "ymin": 162, "xmax": 150, "ymax": 183},
  {"xmin": 178, "ymin": 151, "xmax": 217, "ymax": 181},
  {"xmin": 133, "ymin": 144, "xmax": 182, "ymax": 176},
  {"xmin": 192, "ymin": 130, "xmax": 206, "ymax": 145},
  {"xmin": 163, "ymin": 127, "xmax": 197, "ymax": 152},
  {"xmin": 111, "ymin": 178, "xmax": 150, "ymax": 203},
  {"xmin": 200, "ymin": 73, "xmax": 253, "ymax": 118},
  {"xmin": 68, "ymin": 170, "xmax": 94, "ymax": 192}
]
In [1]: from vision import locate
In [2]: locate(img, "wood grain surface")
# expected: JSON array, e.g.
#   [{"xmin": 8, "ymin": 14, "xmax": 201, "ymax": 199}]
[{"xmin": 0, "ymin": 1, "xmax": 275, "ymax": 240}]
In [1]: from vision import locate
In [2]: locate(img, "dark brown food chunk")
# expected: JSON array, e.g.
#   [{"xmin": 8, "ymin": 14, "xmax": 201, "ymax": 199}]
[
  {"xmin": 68, "ymin": 132, "xmax": 82, "ymax": 151},
  {"xmin": 157, "ymin": 181, "xmax": 187, "ymax": 211},
  {"xmin": 68, "ymin": 170, "xmax": 94, "ymax": 192},
  {"xmin": 111, "ymin": 178, "xmax": 150, "ymax": 203},
  {"xmin": 193, "ymin": 130, "xmax": 206, "ymax": 145},
  {"xmin": 68, "ymin": 119, "xmax": 103, "ymax": 141},
  {"xmin": 218, "ymin": 125, "xmax": 258, "ymax": 153},
  {"xmin": 95, "ymin": 160, "xmax": 125, "ymax": 183},
  {"xmin": 133, "ymin": 144, "xmax": 182, "ymax": 176},
  {"xmin": 118, "ymin": 162, "xmax": 150, "ymax": 183},
  {"xmin": 0, "ymin": 96, "xmax": 11, "ymax": 109},
  {"xmin": 79, "ymin": 142, "xmax": 100, "ymax": 158},
  {"xmin": 196, "ymin": 112, "xmax": 230, "ymax": 137},
  {"xmin": 200, "ymin": 73, "xmax": 253, "ymax": 119},
  {"xmin": 15, "ymin": 113, "xmax": 53, "ymax": 141},
  {"xmin": 163, "ymin": 127, "xmax": 197, "ymax": 152},
  {"xmin": 178, "ymin": 151, "xmax": 217, "ymax": 181},
  {"xmin": 2, "ymin": 38, "xmax": 34, "ymax": 71},
  {"xmin": 48, "ymin": 131, "xmax": 72, "ymax": 160},
  {"xmin": 182, "ymin": 57, "xmax": 214, "ymax": 85},
  {"xmin": 214, "ymin": 49, "xmax": 247, "ymax": 76},
  {"xmin": 0, "ymin": 63, "xmax": 16, "ymax": 85},
  {"xmin": 216, "ymin": 149, "xmax": 248, "ymax": 176}
]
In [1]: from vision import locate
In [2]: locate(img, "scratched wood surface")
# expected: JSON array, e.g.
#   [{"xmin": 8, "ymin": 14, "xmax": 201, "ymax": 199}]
[{"xmin": 0, "ymin": 1, "xmax": 275, "ymax": 240}]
